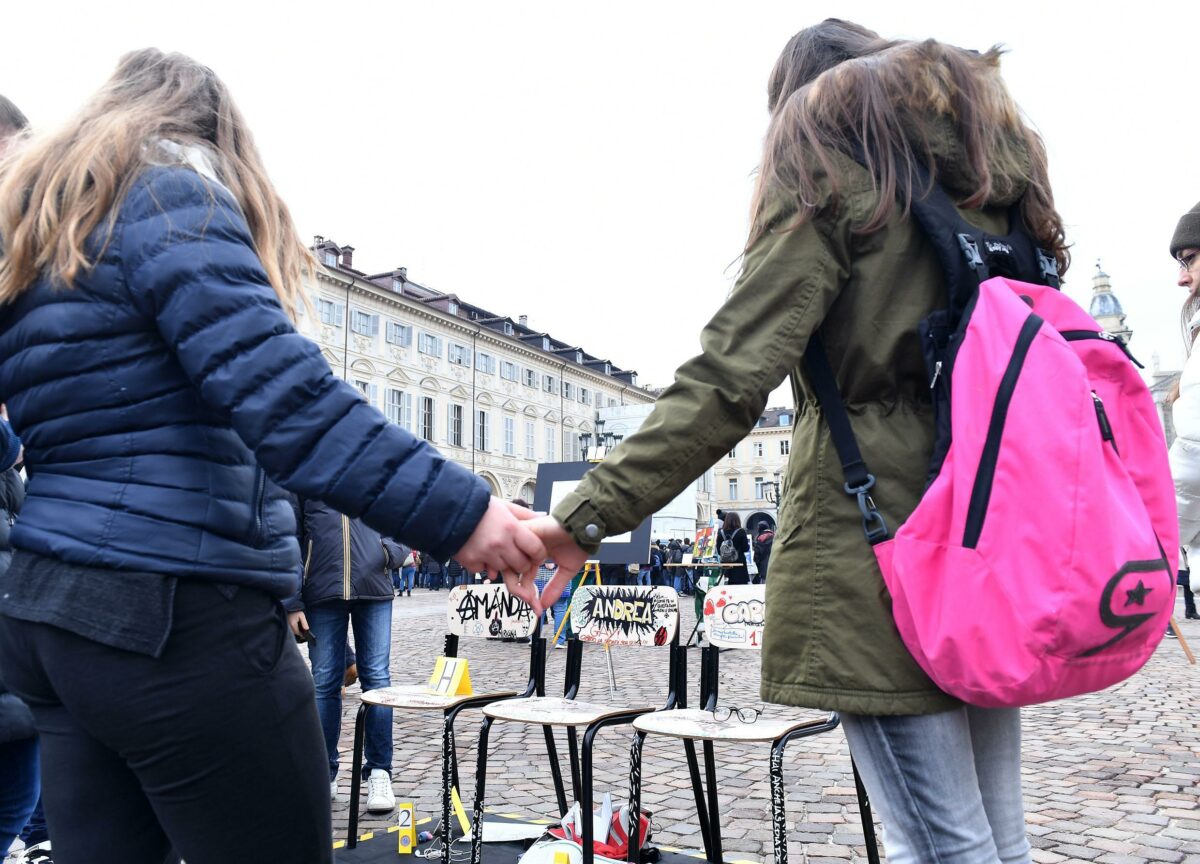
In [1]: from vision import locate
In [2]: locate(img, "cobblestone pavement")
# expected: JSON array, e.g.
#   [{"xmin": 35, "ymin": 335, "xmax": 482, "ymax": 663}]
[{"xmin": 326, "ymin": 588, "xmax": 1200, "ymax": 863}]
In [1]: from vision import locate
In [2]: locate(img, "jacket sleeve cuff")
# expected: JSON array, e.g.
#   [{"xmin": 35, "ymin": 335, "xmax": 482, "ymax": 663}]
[
  {"xmin": 435, "ymin": 479, "xmax": 492, "ymax": 562},
  {"xmin": 552, "ymin": 490, "xmax": 604, "ymax": 556}
]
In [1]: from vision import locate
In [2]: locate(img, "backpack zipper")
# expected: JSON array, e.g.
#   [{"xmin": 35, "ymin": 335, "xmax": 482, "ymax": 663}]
[
  {"xmin": 1092, "ymin": 392, "xmax": 1119, "ymax": 454},
  {"xmin": 1060, "ymin": 329, "xmax": 1144, "ymax": 368},
  {"xmin": 963, "ymin": 312, "xmax": 1044, "ymax": 549}
]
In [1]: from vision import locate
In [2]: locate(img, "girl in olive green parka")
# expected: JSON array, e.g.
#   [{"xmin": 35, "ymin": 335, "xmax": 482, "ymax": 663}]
[{"xmin": 531, "ymin": 20, "xmax": 1067, "ymax": 864}]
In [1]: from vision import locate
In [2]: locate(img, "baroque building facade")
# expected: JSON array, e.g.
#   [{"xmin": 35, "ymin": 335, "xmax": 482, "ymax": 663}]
[
  {"xmin": 297, "ymin": 238, "xmax": 656, "ymax": 502},
  {"xmin": 713, "ymin": 407, "xmax": 793, "ymax": 534}
]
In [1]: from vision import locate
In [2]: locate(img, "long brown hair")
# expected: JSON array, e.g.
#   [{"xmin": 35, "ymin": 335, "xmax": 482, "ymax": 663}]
[
  {"xmin": 748, "ymin": 20, "xmax": 1069, "ymax": 274},
  {"xmin": 0, "ymin": 49, "xmax": 311, "ymax": 317}
]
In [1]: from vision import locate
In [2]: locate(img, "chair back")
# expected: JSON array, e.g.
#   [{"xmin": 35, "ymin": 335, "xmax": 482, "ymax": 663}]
[
  {"xmin": 447, "ymin": 584, "xmax": 537, "ymax": 640},
  {"xmin": 702, "ymin": 584, "xmax": 765, "ymax": 650},
  {"xmin": 569, "ymin": 584, "xmax": 679, "ymax": 647}
]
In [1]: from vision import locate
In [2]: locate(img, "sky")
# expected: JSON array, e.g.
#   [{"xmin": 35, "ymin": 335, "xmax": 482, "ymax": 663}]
[{"xmin": 4, "ymin": 2, "xmax": 1196, "ymax": 406}]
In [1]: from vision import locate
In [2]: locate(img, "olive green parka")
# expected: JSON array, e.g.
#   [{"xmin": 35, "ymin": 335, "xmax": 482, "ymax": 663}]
[{"xmin": 553, "ymin": 134, "xmax": 1028, "ymax": 715}]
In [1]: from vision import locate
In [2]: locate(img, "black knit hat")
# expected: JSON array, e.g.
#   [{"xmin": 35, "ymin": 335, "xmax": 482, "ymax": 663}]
[{"xmin": 1171, "ymin": 200, "xmax": 1200, "ymax": 258}]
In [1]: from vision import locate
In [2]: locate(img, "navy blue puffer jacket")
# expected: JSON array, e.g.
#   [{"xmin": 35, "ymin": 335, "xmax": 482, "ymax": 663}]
[{"xmin": 0, "ymin": 166, "xmax": 490, "ymax": 598}]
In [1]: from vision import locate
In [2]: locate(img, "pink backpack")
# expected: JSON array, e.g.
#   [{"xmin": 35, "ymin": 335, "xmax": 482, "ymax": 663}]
[{"xmin": 807, "ymin": 176, "xmax": 1177, "ymax": 708}]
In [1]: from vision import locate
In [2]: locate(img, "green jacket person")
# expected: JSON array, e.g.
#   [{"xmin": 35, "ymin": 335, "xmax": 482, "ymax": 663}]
[{"xmin": 527, "ymin": 21, "xmax": 1068, "ymax": 863}]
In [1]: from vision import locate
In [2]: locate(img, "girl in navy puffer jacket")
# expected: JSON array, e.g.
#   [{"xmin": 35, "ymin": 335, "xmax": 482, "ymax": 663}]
[{"xmin": 0, "ymin": 50, "xmax": 545, "ymax": 864}]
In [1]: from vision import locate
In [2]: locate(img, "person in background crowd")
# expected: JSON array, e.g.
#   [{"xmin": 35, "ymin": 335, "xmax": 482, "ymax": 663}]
[
  {"xmin": 534, "ymin": 559, "xmax": 571, "ymax": 649},
  {"xmin": 1168, "ymin": 199, "xmax": 1200, "ymax": 636},
  {"xmin": 754, "ymin": 525, "xmax": 775, "ymax": 583},
  {"xmin": 530, "ymin": 20, "xmax": 1066, "ymax": 861},
  {"xmin": 422, "ymin": 554, "xmax": 446, "ymax": 591},
  {"xmin": 285, "ymin": 501, "xmax": 397, "ymax": 813},
  {"xmin": 445, "ymin": 557, "xmax": 467, "ymax": 588},
  {"xmin": 397, "ymin": 547, "xmax": 418, "ymax": 597},
  {"xmin": 717, "ymin": 512, "xmax": 750, "ymax": 585},
  {"xmin": 0, "ymin": 52, "xmax": 544, "ymax": 864}
]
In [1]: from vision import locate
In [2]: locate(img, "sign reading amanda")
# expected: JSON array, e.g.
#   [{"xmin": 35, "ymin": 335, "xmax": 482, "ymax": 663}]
[
  {"xmin": 703, "ymin": 584, "xmax": 765, "ymax": 649},
  {"xmin": 447, "ymin": 584, "xmax": 536, "ymax": 640},
  {"xmin": 570, "ymin": 585, "xmax": 679, "ymax": 647}
]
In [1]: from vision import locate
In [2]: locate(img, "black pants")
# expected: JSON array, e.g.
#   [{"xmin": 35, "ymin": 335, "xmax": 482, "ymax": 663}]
[{"xmin": 0, "ymin": 582, "xmax": 331, "ymax": 864}]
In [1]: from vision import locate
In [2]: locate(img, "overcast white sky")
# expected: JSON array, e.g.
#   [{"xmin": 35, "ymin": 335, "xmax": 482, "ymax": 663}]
[{"xmin": 5, "ymin": 2, "xmax": 1196, "ymax": 405}]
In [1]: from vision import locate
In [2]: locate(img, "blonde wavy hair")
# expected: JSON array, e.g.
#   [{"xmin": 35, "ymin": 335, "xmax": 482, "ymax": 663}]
[
  {"xmin": 749, "ymin": 20, "xmax": 1069, "ymax": 276},
  {"xmin": 0, "ymin": 49, "xmax": 311, "ymax": 317}
]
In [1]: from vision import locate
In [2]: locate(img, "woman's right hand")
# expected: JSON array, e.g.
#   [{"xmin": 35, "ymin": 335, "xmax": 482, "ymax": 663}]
[{"xmin": 454, "ymin": 497, "xmax": 546, "ymax": 594}]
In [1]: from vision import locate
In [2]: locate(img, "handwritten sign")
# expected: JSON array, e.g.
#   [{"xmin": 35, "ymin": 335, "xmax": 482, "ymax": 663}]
[
  {"xmin": 570, "ymin": 585, "xmax": 679, "ymax": 647},
  {"xmin": 703, "ymin": 584, "xmax": 765, "ymax": 650},
  {"xmin": 447, "ymin": 584, "xmax": 536, "ymax": 640}
]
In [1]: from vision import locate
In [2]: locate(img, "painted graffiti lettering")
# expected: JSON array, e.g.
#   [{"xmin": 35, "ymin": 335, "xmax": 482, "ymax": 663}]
[
  {"xmin": 454, "ymin": 588, "xmax": 533, "ymax": 624},
  {"xmin": 720, "ymin": 599, "xmax": 765, "ymax": 626},
  {"xmin": 574, "ymin": 586, "xmax": 678, "ymax": 642},
  {"xmin": 594, "ymin": 597, "xmax": 653, "ymax": 625}
]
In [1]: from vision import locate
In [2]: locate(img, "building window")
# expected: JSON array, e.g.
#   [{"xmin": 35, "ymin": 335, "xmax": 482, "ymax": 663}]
[
  {"xmin": 448, "ymin": 301, "xmax": 459, "ymax": 315},
  {"xmin": 545, "ymin": 426, "xmax": 555, "ymax": 461},
  {"xmin": 523, "ymin": 368, "xmax": 537, "ymax": 388},
  {"xmin": 419, "ymin": 396, "xmax": 435, "ymax": 441},
  {"xmin": 448, "ymin": 343, "xmax": 470, "ymax": 366},
  {"xmin": 501, "ymin": 361, "xmax": 519, "ymax": 382},
  {"xmin": 355, "ymin": 381, "xmax": 379, "ymax": 407},
  {"xmin": 542, "ymin": 336, "xmax": 551, "ymax": 350},
  {"xmin": 475, "ymin": 351, "xmax": 495, "ymax": 374},
  {"xmin": 753, "ymin": 442, "xmax": 764, "ymax": 458},
  {"xmin": 524, "ymin": 421, "xmax": 535, "ymax": 459},
  {"xmin": 562, "ymin": 381, "xmax": 574, "ymax": 400},
  {"xmin": 503, "ymin": 416, "xmax": 516, "ymax": 456},
  {"xmin": 543, "ymin": 374, "xmax": 557, "ymax": 393},
  {"xmin": 476, "ymin": 409, "xmax": 490, "ymax": 451},
  {"xmin": 607, "ymin": 398, "xmax": 617, "ymax": 407},
  {"xmin": 317, "ymin": 298, "xmax": 344, "ymax": 327},
  {"xmin": 780, "ymin": 440, "xmax": 790, "ymax": 456},
  {"xmin": 323, "ymin": 251, "xmax": 337, "ymax": 267},
  {"xmin": 728, "ymin": 478, "xmax": 739, "ymax": 500},
  {"xmin": 385, "ymin": 389, "xmax": 412, "ymax": 429},
  {"xmin": 779, "ymin": 413, "xmax": 791, "ymax": 426},
  {"xmin": 385, "ymin": 322, "xmax": 412, "ymax": 347},
  {"xmin": 418, "ymin": 333, "xmax": 442, "ymax": 357},
  {"xmin": 755, "ymin": 477, "xmax": 766, "ymax": 500},
  {"xmin": 449, "ymin": 403, "xmax": 464, "ymax": 447},
  {"xmin": 580, "ymin": 387, "xmax": 591, "ymax": 405},
  {"xmin": 728, "ymin": 447, "xmax": 737, "ymax": 459},
  {"xmin": 350, "ymin": 310, "xmax": 378, "ymax": 336}
]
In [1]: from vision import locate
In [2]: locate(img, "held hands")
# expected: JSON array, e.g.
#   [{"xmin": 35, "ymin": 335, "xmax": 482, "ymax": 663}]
[
  {"xmin": 526, "ymin": 515, "xmax": 587, "ymax": 608},
  {"xmin": 456, "ymin": 498, "xmax": 547, "ymax": 610}
]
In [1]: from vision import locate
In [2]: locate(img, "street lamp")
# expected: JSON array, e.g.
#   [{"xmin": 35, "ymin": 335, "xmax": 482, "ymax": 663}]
[
  {"xmin": 764, "ymin": 468, "xmax": 783, "ymax": 504},
  {"xmin": 579, "ymin": 423, "xmax": 623, "ymax": 461}
]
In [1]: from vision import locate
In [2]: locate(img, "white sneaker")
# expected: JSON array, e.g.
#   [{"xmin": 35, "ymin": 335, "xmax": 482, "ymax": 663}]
[
  {"xmin": 330, "ymin": 780, "xmax": 340, "ymax": 803},
  {"xmin": 366, "ymin": 769, "xmax": 396, "ymax": 813}
]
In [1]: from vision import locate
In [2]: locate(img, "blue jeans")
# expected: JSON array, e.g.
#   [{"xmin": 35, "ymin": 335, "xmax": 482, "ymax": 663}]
[
  {"xmin": 637, "ymin": 569, "xmax": 651, "ymax": 587},
  {"xmin": 0, "ymin": 737, "xmax": 39, "ymax": 850},
  {"xmin": 395, "ymin": 567, "xmax": 415, "ymax": 593},
  {"xmin": 307, "ymin": 601, "xmax": 393, "ymax": 781},
  {"xmin": 841, "ymin": 707, "xmax": 1030, "ymax": 864}
]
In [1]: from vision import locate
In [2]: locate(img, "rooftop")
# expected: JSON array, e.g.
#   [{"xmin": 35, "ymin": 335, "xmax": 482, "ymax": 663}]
[{"xmin": 310, "ymin": 237, "xmax": 640, "ymax": 386}]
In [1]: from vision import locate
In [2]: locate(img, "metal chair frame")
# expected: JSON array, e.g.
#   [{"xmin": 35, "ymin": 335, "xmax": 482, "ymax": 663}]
[
  {"xmin": 347, "ymin": 621, "xmax": 567, "ymax": 859},
  {"xmin": 469, "ymin": 591, "xmax": 688, "ymax": 864},
  {"xmin": 626, "ymin": 642, "xmax": 882, "ymax": 864}
]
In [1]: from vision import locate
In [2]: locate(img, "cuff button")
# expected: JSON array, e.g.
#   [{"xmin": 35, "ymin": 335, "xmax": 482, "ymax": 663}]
[{"xmin": 585, "ymin": 523, "xmax": 600, "ymax": 540}]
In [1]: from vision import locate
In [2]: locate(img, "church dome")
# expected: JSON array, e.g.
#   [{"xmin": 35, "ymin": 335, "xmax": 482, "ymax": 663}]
[{"xmin": 1089, "ymin": 291, "xmax": 1125, "ymax": 319}]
